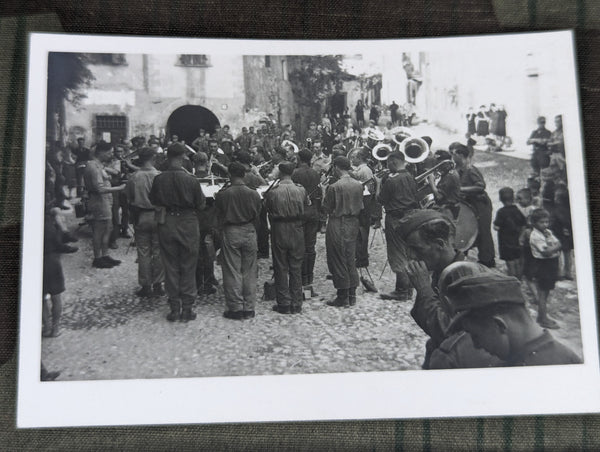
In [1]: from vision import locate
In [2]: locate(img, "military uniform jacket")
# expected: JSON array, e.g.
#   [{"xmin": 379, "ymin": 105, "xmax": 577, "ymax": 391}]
[
  {"xmin": 508, "ymin": 330, "xmax": 582, "ymax": 366},
  {"xmin": 323, "ymin": 174, "xmax": 363, "ymax": 217},
  {"xmin": 264, "ymin": 179, "xmax": 308, "ymax": 222}
]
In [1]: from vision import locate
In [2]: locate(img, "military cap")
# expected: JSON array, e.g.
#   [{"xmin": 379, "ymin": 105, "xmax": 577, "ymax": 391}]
[
  {"xmin": 167, "ymin": 142, "xmax": 186, "ymax": 158},
  {"xmin": 439, "ymin": 261, "xmax": 525, "ymax": 330},
  {"xmin": 278, "ymin": 161, "xmax": 295, "ymax": 176},
  {"xmin": 333, "ymin": 156, "xmax": 352, "ymax": 171},
  {"xmin": 395, "ymin": 209, "xmax": 453, "ymax": 240}
]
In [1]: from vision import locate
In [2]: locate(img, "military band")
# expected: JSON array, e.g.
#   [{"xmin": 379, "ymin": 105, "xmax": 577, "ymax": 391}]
[{"xmin": 61, "ymin": 117, "xmax": 580, "ymax": 369}]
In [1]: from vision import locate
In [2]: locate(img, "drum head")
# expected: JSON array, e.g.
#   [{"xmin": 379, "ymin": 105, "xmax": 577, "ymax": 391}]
[{"xmin": 454, "ymin": 201, "xmax": 479, "ymax": 252}]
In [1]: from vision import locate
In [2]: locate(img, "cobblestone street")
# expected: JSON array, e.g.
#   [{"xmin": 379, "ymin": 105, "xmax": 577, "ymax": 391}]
[{"xmin": 41, "ymin": 125, "xmax": 583, "ymax": 381}]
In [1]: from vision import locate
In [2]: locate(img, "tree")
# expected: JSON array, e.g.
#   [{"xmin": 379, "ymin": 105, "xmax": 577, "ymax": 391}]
[
  {"xmin": 287, "ymin": 55, "xmax": 354, "ymax": 138},
  {"xmin": 46, "ymin": 52, "xmax": 95, "ymax": 143}
]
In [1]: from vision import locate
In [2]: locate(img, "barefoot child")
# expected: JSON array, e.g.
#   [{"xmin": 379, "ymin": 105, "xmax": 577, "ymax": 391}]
[{"xmin": 529, "ymin": 208, "xmax": 562, "ymax": 329}]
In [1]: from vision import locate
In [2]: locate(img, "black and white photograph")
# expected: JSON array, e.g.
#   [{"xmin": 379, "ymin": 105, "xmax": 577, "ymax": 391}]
[{"xmin": 18, "ymin": 31, "xmax": 600, "ymax": 427}]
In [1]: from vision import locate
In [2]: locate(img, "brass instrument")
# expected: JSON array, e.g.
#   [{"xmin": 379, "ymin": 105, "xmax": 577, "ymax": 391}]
[
  {"xmin": 415, "ymin": 159, "xmax": 455, "ymax": 208},
  {"xmin": 414, "ymin": 159, "xmax": 455, "ymax": 185},
  {"xmin": 281, "ymin": 140, "xmax": 299, "ymax": 154},
  {"xmin": 399, "ymin": 136, "xmax": 430, "ymax": 163},
  {"xmin": 371, "ymin": 142, "xmax": 394, "ymax": 161},
  {"xmin": 391, "ymin": 126, "xmax": 413, "ymax": 146},
  {"xmin": 255, "ymin": 159, "xmax": 273, "ymax": 169}
]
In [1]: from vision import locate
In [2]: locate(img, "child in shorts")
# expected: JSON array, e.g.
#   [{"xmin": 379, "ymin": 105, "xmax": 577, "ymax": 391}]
[
  {"xmin": 529, "ymin": 208, "xmax": 562, "ymax": 329},
  {"xmin": 516, "ymin": 188, "xmax": 537, "ymax": 296},
  {"xmin": 494, "ymin": 187, "xmax": 526, "ymax": 277}
]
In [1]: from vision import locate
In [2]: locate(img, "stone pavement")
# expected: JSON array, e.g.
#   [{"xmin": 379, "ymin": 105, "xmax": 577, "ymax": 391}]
[{"xmin": 41, "ymin": 133, "xmax": 582, "ymax": 381}]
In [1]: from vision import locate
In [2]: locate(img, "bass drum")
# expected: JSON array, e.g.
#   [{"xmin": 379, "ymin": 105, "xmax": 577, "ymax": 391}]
[{"xmin": 452, "ymin": 201, "xmax": 478, "ymax": 252}]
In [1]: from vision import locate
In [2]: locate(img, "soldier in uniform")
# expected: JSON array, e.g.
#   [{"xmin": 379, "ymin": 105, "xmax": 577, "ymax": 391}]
[
  {"xmin": 265, "ymin": 162, "xmax": 309, "ymax": 314},
  {"xmin": 440, "ymin": 261, "xmax": 582, "ymax": 366},
  {"xmin": 399, "ymin": 209, "xmax": 503, "ymax": 369},
  {"xmin": 323, "ymin": 156, "xmax": 364, "ymax": 307},
  {"xmin": 451, "ymin": 144, "xmax": 496, "ymax": 268},
  {"xmin": 126, "ymin": 147, "xmax": 165, "ymax": 298},
  {"xmin": 83, "ymin": 141, "xmax": 126, "ymax": 269},
  {"xmin": 377, "ymin": 151, "xmax": 419, "ymax": 301},
  {"xmin": 150, "ymin": 143, "xmax": 206, "ymax": 322},
  {"xmin": 292, "ymin": 149, "xmax": 322, "ymax": 295},
  {"xmin": 215, "ymin": 162, "xmax": 263, "ymax": 320}
]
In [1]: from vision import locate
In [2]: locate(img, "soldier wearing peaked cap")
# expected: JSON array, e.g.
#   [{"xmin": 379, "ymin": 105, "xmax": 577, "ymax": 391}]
[
  {"xmin": 440, "ymin": 261, "xmax": 581, "ymax": 366},
  {"xmin": 264, "ymin": 161, "xmax": 309, "ymax": 314},
  {"xmin": 399, "ymin": 209, "xmax": 504, "ymax": 369}
]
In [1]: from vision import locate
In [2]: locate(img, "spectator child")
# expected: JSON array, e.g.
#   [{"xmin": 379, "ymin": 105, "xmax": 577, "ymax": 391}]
[
  {"xmin": 526, "ymin": 176, "xmax": 542, "ymax": 207},
  {"xmin": 529, "ymin": 208, "xmax": 562, "ymax": 329},
  {"xmin": 516, "ymin": 188, "xmax": 537, "ymax": 296},
  {"xmin": 494, "ymin": 187, "xmax": 526, "ymax": 278}
]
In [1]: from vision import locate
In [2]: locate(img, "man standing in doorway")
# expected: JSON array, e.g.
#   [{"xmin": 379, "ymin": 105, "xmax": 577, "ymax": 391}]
[{"xmin": 150, "ymin": 143, "xmax": 206, "ymax": 322}]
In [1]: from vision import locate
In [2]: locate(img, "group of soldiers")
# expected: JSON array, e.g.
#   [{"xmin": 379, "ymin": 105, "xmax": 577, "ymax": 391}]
[{"xmin": 46, "ymin": 109, "xmax": 582, "ymax": 371}]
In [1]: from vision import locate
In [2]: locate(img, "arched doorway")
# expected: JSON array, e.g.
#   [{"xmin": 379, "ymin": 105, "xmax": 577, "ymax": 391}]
[{"xmin": 166, "ymin": 105, "xmax": 220, "ymax": 144}]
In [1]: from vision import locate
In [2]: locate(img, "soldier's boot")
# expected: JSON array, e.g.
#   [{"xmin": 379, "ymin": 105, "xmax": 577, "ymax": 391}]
[
  {"xmin": 166, "ymin": 299, "xmax": 181, "ymax": 322},
  {"xmin": 136, "ymin": 285, "xmax": 153, "ymax": 298},
  {"xmin": 181, "ymin": 308, "xmax": 197, "ymax": 322},
  {"xmin": 348, "ymin": 287, "xmax": 357, "ymax": 306},
  {"xmin": 272, "ymin": 304, "xmax": 291, "ymax": 314},
  {"xmin": 327, "ymin": 289, "xmax": 349, "ymax": 307}
]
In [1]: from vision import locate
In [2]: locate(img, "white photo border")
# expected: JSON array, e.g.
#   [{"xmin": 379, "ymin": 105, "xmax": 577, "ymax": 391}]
[{"xmin": 18, "ymin": 30, "xmax": 600, "ymax": 428}]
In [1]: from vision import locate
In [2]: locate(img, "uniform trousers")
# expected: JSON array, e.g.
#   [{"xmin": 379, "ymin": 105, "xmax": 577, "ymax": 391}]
[
  {"xmin": 196, "ymin": 230, "xmax": 216, "ymax": 289},
  {"xmin": 356, "ymin": 202, "xmax": 371, "ymax": 268},
  {"xmin": 135, "ymin": 211, "xmax": 164, "ymax": 287},
  {"xmin": 471, "ymin": 197, "xmax": 496, "ymax": 266},
  {"xmin": 271, "ymin": 221, "xmax": 304, "ymax": 307},
  {"xmin": 302, "ymin": 204, "xmax": 320, "ymax": 286},
  {"xmin": 158, "ymin": 212, "xmax": 199, "ymax": 310},
  {"xmin": 221, "ymin": 223, "xmax": 258, "ymax": 312},
  {"xmin": 110, "ymin": 191, "xmax": 129, "ymax": 243},
  {"xmin": 385, "ymin": 213, "xmax": 411, "ymax": 291},
  {"xmin": 257, "ymin": 205, "xmax": 270, "ymax": 257},
  {"xmin": 326, "ymin": 216, "xmax": 360, "ymax": 290}
]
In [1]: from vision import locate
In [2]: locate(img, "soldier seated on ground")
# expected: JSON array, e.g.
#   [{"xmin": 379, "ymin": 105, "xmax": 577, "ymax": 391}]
[{"xmin": 439, "ymin": 261, "xmax": 582, "ymax": 366}]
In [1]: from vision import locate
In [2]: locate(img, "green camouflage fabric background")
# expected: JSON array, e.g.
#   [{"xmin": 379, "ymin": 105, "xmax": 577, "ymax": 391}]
[{"xmin": 1, "ymin": 1, "xmax": 600, "ymax": 449}]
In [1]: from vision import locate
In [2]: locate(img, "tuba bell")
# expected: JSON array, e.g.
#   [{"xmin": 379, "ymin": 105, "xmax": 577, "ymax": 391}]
[
  {"xmin": 391, "ymin": 126, "xmax": 414, "ymax": 146},
  {"xmin": 281, "ymin": 139, "xmax": 299, "ymax": 154},
  {"xmin": 399, "ymin": 136, "xmax": 430, "ymax": 163},
  {"xmin": 372, "ymin": 142, "xmax": 394, "ymax": 161}
]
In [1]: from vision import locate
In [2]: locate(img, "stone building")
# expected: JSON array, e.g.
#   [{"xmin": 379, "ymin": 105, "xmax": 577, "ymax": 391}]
[
  {"xmin": 420, "ymin": 45, "xmax": 570, "ymax": 144},
  {"xmin": 61, "ymin": 53, "xmax": 295, "ymax": 145}
]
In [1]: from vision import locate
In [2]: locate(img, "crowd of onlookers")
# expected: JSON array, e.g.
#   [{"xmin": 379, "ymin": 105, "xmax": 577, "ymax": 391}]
[
  {"xmin": 493, "ymin": 114, "xmax": 570, "ymax": 329},
  {"xmin": 466, "ymin": 104, "xmax": 509, "ymax": 151}
]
